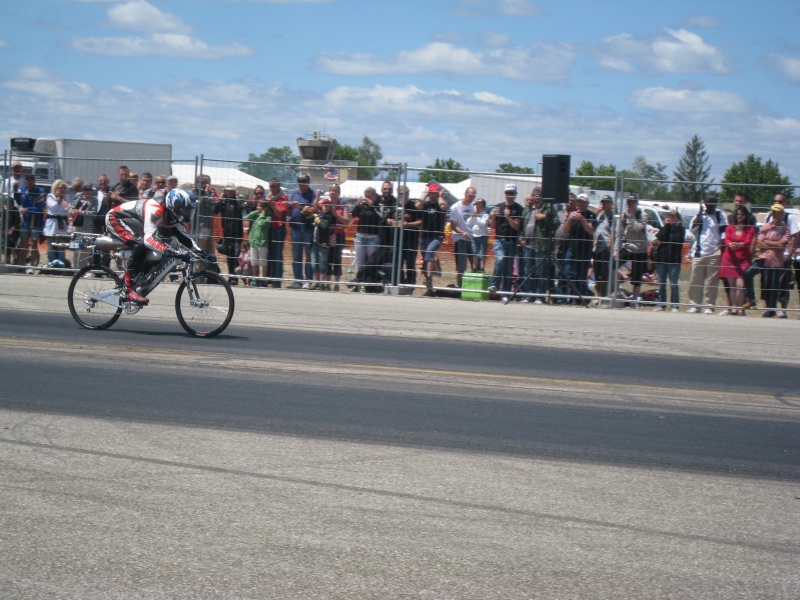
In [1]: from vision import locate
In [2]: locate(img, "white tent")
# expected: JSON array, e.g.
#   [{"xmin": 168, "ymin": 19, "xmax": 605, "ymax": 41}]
[
  {"xmin": 171, "ymin": 164, "xmax": 270, "ymax": 191},
  {"xmin": 338, "ymin": 178, "xmax": 474, "ymax": 202}
]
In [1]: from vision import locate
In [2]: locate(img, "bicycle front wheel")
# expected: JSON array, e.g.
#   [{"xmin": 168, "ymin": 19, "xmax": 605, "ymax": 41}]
[
  {"xmin": 68, "ymin": 265, "xmax": 123, "ymax": 330},
  {"xmin": 175, "ymin": 271, "xmax": 235, "ymax": 337}
]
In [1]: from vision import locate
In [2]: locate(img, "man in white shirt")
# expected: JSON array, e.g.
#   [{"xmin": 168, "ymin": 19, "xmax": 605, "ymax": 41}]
[
  {"xmin": 687, "ymin": 195, "xmax": 726, "ymax": 314},
  {"xmin": 449, "ymin": 186, "xmax": 476, "ymax": 287}
]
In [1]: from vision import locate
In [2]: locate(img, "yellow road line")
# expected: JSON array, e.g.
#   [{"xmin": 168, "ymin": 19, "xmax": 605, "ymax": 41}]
[{"xmin": 1, "ymin": 336, "xmax": 798, "ymax": 404}]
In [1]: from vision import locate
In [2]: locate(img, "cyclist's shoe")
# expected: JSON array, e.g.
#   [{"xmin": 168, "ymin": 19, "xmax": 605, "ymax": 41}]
[{"xmin": 123, "ymin": 271, "xmax": 150, "ymax": 304}]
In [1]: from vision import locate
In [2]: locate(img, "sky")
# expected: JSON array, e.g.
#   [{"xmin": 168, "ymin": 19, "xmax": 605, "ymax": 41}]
[{"xmin": 1, "ymin": 0, "xmax": 799, "ymax": 185}]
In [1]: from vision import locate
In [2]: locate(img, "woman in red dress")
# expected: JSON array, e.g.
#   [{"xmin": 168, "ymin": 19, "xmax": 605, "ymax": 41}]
[{"xmin": 719, "ymin": 206, "xmax": 756, "ymax": 315}]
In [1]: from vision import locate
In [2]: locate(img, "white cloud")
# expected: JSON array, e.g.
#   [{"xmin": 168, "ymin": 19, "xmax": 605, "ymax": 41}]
[
  {"xmin": 2, "ymin": 65, "xmax": 92, "ymax": 99},
  {"xmin": 595, "ymin": 29, "xmax": 728, "ymax": 75},
  {"xmin": 3, "ymin": 66, "xmax": 798, "ymax": 184},
  {"xmin": 767, "ymin": 53, "xmax": 800, "ymax": 85},
  {"xmin": 107, "ymin": 0, "xmax": 191, "ymax": 32},
  {"xmin": 631, "ymin": 87, "xmax": 747, "ymax": 113},
  {"xmin": 313, "ymin": 41, "xmax": 574, "ymax": 83},
  {"xmin": 0, "ymin": 40, "xmax": 8, "ymax": 49},
  {"xmin": 68, "ymin": 33, "xmax": 253, "ymax": 59},
  {"xmin": 473, "ymin": 91, "xmax": 516, "ymax": 105}
]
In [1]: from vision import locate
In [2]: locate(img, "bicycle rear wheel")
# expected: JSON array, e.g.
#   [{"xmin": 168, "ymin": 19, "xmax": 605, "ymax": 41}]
[
  {"xmin": 68, "ymin": 265, "xmax": 123, "ymax": 330},
  {"xmin": 175, "ymin": 271, "xmax": 235, "ymax": 337}
]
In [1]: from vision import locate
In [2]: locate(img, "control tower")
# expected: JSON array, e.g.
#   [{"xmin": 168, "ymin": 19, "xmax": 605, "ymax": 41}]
[{"xmin": 296, "ymin": 131, "xmax": 356, "ymax": 188}]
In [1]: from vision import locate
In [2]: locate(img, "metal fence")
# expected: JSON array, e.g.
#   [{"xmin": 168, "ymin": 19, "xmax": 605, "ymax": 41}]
[{"xmin": 2, "ymin": 149, "xmax": 798, "ymax": 317}]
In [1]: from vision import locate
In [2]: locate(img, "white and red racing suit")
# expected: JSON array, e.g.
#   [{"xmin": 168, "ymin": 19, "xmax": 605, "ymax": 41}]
[{"xmin": 105, "ymin": 197, "xmax": 198, "ymax": 284}]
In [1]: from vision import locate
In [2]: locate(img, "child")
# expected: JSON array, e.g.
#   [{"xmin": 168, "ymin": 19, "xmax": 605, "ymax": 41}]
[
  {"xmin": 467, "ymin": 198, "xmax": 489, "ymax": 272},
  {"xmin": 245, "ymin": 199, "xmax": 271, "ymax": 286},
  {"xmin": 234, "ymin": 242, "xmax": 252, "ymax": 286}
]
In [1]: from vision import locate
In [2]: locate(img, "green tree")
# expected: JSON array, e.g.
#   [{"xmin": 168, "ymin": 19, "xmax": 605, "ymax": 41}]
[
  {"xmin": 573, "ymin": 160, "xmax": 617, "ymax": 190},
  {"xmin": 240, "ymin": 146, "xmax": 299, "ymax": 184},
  {"xmin": 356, "ymin": 136, "xmax": 383, "ymax": 180},
  {"xmin": 418, "ymin": 158, "xmax": 469, "ymax": 184},
  {"xmin": 496, "ymin": 163, "xmax": 534, "ymax": 174},
  {"xmin": 333, "ymin": 137, "xmax": 385, "ymax": 179},
  {"xmin": 721, "ymin": 154, "xmax": 793, "ymax": 204},
  {"xmin": 672, "ymin": 135, "xmax": 713, "ymax": 202},
  {"xmin": 620, "ymin": 155, "xmax": 669, "ymax": 198},
  {"xmin": 332, "ymin": 144, "xmax": 358, "ymax": 163}
]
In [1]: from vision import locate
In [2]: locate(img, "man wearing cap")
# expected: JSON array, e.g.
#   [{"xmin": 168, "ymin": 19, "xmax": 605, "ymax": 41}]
[
  {"xmin": 488, "ymin": 183, "xmax": 523, "ymax": 297},
  {"xmin": 416, "ymin": 182, "xmax": 449, "ymax": 295},
  {"xmin": 687, "ymin": 195, "xmax": 726, "ymax": 314},
  {"xmin": 744, "ymin": 193, "xmax": 797, "ymax": 316},
  {"xmin": 559, "ymin": 193, "xmax": 597, "ymax": 302},
  {"xmin": 519, "ymin": 187, "xmax": 558, "ymax": 303},
  {"xmin": 618, "ymin": 196, "xmax": 648, "ymax": 306},
  {"xmin": 744, "ymin": 202, "xmax": 792, "ymax": 317},
  {"xmin": 213, "ymin": 183, "xmax": 245, "ymax": 285},
  {"xmin": 593, "ymin": 195, "xmax": 615, "ymax": 298}
]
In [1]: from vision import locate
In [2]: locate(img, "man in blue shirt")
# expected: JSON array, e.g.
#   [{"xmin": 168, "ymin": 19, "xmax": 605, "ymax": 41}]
[
  {"xmin": 16, "ymin": 174, "xmax": 46, "ymax": 269},
  {"xmin": 288, "ymin": 174, "xmax": 316, "ymax": 289}
]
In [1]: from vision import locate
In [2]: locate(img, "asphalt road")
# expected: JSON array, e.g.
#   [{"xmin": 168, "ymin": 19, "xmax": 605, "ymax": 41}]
[{"xmin": 1, "ymin": 277, "xmax": 800, "ymax": 598}]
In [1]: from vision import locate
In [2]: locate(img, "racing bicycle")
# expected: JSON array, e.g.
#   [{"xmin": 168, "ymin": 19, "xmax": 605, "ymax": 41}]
[{"xmin": 65, "ymin": 233, "xmax": 235, "ymax": 337}]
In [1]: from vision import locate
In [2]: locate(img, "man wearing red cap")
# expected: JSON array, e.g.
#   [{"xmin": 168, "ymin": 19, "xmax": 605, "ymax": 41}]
[{"xmin": 416, "ymin": 182, "xmax": 449, "ymax": 295}]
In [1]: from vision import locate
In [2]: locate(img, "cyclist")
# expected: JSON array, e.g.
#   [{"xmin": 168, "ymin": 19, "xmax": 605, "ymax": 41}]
[{"xmin": 105, "ymin": 188, "xmax": 207, "ymax": 303}]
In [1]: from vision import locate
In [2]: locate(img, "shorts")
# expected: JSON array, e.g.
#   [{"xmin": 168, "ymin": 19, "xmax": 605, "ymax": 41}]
[
  {"xmin": 420, "ymin": 237, "xmax": 442, "ymax": 262},
  {"xmin": 593, "ymin": 249, "xmax": 610, "ymax": 283},
  {"xmin": 250, "ymin": 245, "xmax": 268, "ymax": 267},
  {"xmin": 620, "ymin": 249, "xmax": 647, "ymax": 286},
  {"xmin": 454, "ymin": 239, "xmax": 471, "ymax": 272},
  {"xmin": 19, "ymin": 227, "xmax": 42, "ymax": 241}
]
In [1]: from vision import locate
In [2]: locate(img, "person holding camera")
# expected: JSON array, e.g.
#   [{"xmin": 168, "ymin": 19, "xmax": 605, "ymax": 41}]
[
  {"xmin": 351, "ymin": 187, "xmax": 383, "ymax": 270},
  {"xmin": 687, "ymin": 195, "xmax": 727, "ymax": 314},
  {"xmin": 487, "ymin": 184, "xmax": 523, "ymax": 299},
  {"xmin": 213, "ymin": 183, "xmax": 245, "ymax": 285},
  {"xmin": 559, "ymin": 192, "xmax": 596, "ymax": 303},
  {"xmin": 615, "ymin": 196, "xmax": 648, "ymax": 307}
]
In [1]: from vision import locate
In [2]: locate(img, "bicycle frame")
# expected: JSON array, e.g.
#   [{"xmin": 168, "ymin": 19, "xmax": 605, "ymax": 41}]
[{"xmin": 70, "ymin": 233, "xmax": 196, "ymax": 306}]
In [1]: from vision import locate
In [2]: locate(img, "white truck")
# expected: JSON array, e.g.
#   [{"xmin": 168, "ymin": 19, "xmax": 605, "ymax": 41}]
[{"xmin": 7, "ymin": 137, "xmax": 172, "ymax": 190}]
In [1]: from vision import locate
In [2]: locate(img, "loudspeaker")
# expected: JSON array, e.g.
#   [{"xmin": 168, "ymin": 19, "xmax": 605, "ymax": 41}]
[{"xmin": 541, "ymin": 154, "xmax": 570, "ymax": 204}]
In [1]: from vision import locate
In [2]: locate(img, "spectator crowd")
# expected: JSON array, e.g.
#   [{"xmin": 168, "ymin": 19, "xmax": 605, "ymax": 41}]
[{"xmin": 3, "ymin": 162, "xmax": 799, "ymax": 318}]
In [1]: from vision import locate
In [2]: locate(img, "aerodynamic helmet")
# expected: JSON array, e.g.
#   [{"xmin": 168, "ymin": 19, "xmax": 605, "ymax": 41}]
[{"xmin": 165, "ymin": 188, "xmax": 197, "ymax": 223}]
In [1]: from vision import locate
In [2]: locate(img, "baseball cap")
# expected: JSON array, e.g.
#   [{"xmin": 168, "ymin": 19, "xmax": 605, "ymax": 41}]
[
  {"xmin": 771, "ymin": 203, "xmax": 785, "ymax": 212},
  {"xmin": 577, "ymin": 193, "xmax": 589, "ymax": 201},
  {"xmin": 82, "ymin": 183, "xmax": 93, "ymax": 191},
  {"xmin": 601, "ymin": 195, "xmax": 613, "ymax": 202},
  {"xmin": 427, "ymin": 183, "xmax": 440, "ymax": 193},
  {"xmin": 224, "ymin": 183, "xmax": 236, "ymax": 191},
  {"xmin": 319, "ymin": 197, "xmax": 331, "ymax": 205},
  {"xmin": 626, "ymin": 195, "xmax": 638, "ymax": 202},
  {"xmin": 504, "ymin": 183, "xmax": 517, "ymax": 194}
]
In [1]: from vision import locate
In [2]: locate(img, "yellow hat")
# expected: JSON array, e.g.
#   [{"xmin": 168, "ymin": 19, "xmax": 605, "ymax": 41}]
[{"xmin": 771, "ymin": 203, "xmax": 785, "ymax": 212}]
